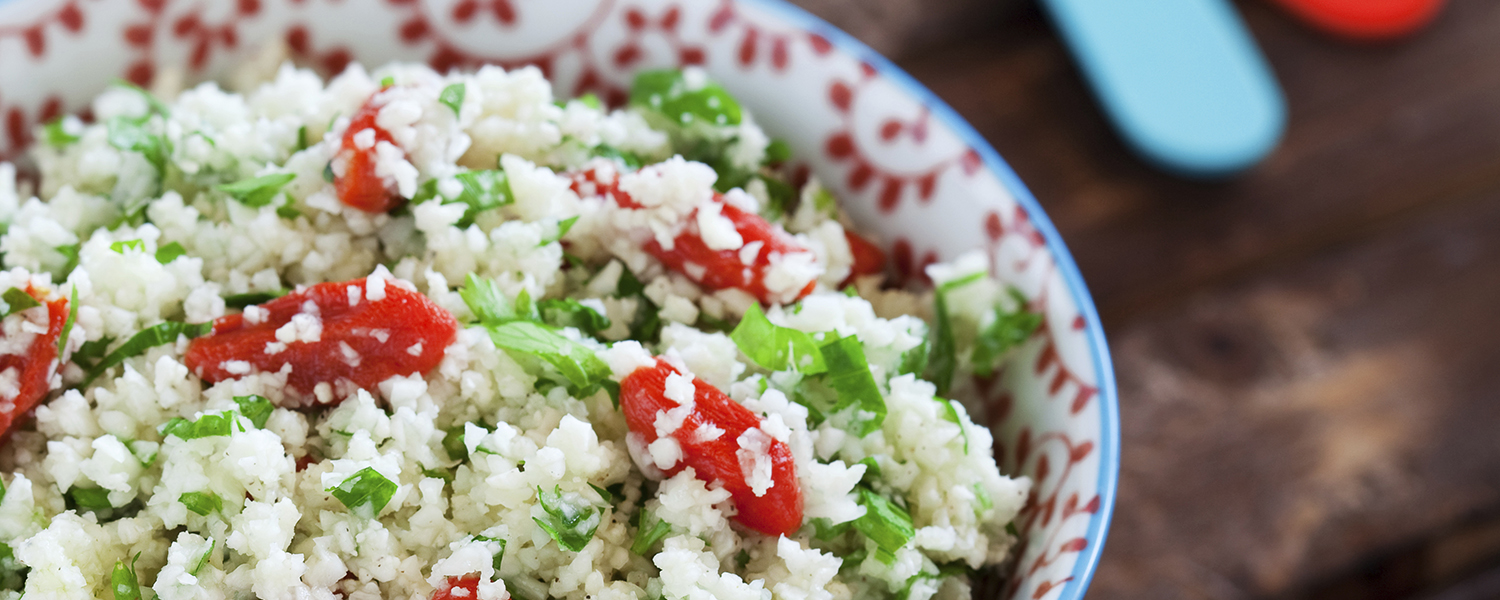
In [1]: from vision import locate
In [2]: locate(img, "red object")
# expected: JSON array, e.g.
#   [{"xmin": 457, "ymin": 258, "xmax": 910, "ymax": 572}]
[
  {"xmin": 619, "ymin": 359, "xmax": 803, "ymax": 536},
  {"xmin": 0, "ymin": 288, "xmax": 67, "ymax": 438},
  {"xmin": 431, "ymin": 576, "xmax": 479, "ymax": 600},
  {"xmin": 645, "ymin": 199, "xmax": 817, "ymax": 306},
  {"xmin": 840, "ymin": 230, "xmax": 886, "ymax": 287},
  {"xmin": 1268, "ymin": 0, "xmax": 1445, "ymax": 41},
  {"xmin": 184, "ymin": 278, "xmax": 458, "ymax": 406},
  {"xmin": 335, "ymin": 89, "xmax": 404, "ymax": 213}
]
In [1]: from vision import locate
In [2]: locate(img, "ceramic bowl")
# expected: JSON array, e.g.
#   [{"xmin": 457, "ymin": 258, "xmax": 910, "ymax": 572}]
[{"xmin": 0, "ymin": 0, "xmax": 1118, "ymax": 598}]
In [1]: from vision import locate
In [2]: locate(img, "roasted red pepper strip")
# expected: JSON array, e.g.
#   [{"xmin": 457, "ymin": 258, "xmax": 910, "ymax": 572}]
[
  {"xmin": 620, "ymin": 359, "xmax": 803, "ymax": 536},
  {"xmin": 335, "ymin": 89, "xmax": 404, "ymax": 213},
  {"xmin": 183, "ymin": 278, "xmax": 458, "ymax": 405},
  {"xmin": 841, "ymin": 229, "xmax": 886, "ymax": 288},
  {"xmin": 0, "ymin": 287, "xmax": 67, "ymax": 438},
  {"xmin": 430, "ymin": 576, "xmax": 479, "ymax": 600},
  {"xmin": 645, "ymin": 199, "xmax": 817, "ymax": 306}
]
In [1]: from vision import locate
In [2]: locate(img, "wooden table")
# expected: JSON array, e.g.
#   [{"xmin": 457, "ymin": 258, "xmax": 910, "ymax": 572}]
[{"xmin": 795, "ymin": 0, "xmax": 1500, "ymax": 597}]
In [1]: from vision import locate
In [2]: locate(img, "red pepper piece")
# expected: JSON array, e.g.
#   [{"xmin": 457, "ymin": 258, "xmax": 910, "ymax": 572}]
[
  {"xmin": 431, "ymin": 576, "xmax": 479, "ymax": 600},
  {"xmin": 0, "ymin": 288, "xmax": 67, "ymax": 438},
  {"xmin": 645, "ymin": 198, "xmax": 817, "ymax": 306},
  {"xmin": 183, "ymin": 278, "xmax": 458, "ymax": 405},
  {"xmin": 1268, "ymin": 0, "xmax": 1444, "ymax": 41},
  {"xmin": 841, "ymin": 229, "xmax": 886, "ymax": 288},
  {"xmin": 335, "ymin": 89, "xmax": 404, "ymax": 213},
  {"xmin": 620, "ymin": 359, "xmax": 803, "ymax": 537}
]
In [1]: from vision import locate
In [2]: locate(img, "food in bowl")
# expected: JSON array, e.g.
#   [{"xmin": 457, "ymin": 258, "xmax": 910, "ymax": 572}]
[{"xmin": 0, "ymin": 60, "xmax": 1038, "ymax": 600}]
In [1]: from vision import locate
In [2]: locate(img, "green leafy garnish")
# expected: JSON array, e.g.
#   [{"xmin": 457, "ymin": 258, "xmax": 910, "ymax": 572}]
[
  {"xmin": 380, "ymin": 76, "xmax": 395, "ymax": 88},
  {"xmin": 296, "ymin": 125, "xmax": 309, "ymax": 152},
  {"xmin": 533, "ymin": 486, "xmax": 601, "ymax": 552},
  {"xmin": 442, "ymin": 426, "xmax": 469, "ymax": 462},
  {"xmin": 818, "ymin": 334, "xmax": 885, "ymax": 435},
  {"xmin": 106, "ymin": 116, "xmax": 168, "ymax": 176},
  {"xmin": 0, "ymin": 288, "xmax": 39, "ymax": 318},
  {"xmin": 155, "ymin": 241, "xmax": 187, "ymax": 264},
  {"xmin": 758, "ymin": 174, "xmax": 797, "ymax": 222},
  {"xmin": 730, "ymin": 303, "xmax": 826, "ymax": 374},
  {"xmin": 218, "ymin": 173, "xmax": 296, "ymax": 208},
  {"xmin": 475, "ymin": 534, "xmax": 507, "ymax": 573},
  {"xmin": 575, "ymin": 93, "xmax": 603, "ymax": 110},
  {"xmin": 44, "ymin": 117, "xmax": 79, "ymax": 147},
  {"xmin": 113, "ymin": 79, "xmax": 170, "ymax": 116},
  {"xmin": 327, "ymin": 467, "xmax": 398, "ymax": 518},
  {"xmin": 460, "ymin": 274, "xmax": 523, "ymax": 326},
  {"xmin": 765, "ymin": 139, "xmax": 792, "ymax": 165},
  {"xmin": 540, "ymin": 216, "xmax": 579, "ymax": 246},
  {"xmin": 69, "ymin": 486, "xmax": 113, "ymax": 510},
  {"xmin": 322, "ymin": 162, "xmax": 334, "ymax": 183},
  {"xmin": 452, "ymin": 170, "xmax": 513, "ymax": 227},
  {"xmin": 897, "ymin": 324, "xmax": 930, "ymax": 377},
  {"xmin": 858, "ymin": 456, "xmax": 882, "ymax": 483},
  {"xmin": 970, "ymin": 291, "xmax": 1041, "ymax": 377},
  {"xmin": 54, "ymin": 243, "xmax": 80, "ymax": 280},
  {"xmin": 86, "ymin": 321, "xmax": 214, "ymax": 384},
  {"xmin": 110, "ymin": 554, "xmax": 143, "ymax": 600},
  {"xmin": 439, "ymin": 83, "xmax": 466, "ymax": 116},
  {"xmin": 630, "ymin": 509, "xmax": 673, "ymax": 555},
  {"xmin": 936, "ymin": 398, "xmax": 969, "ymax": 454},
  {"xmin": 160, "ymin": 411, "xmax": 236, "ymax": 440},
  {"xmin": 538, "ymin": 298, "xmax": 611, "ymax": 337},
  {"xmin": 487, "ymin": 321, "xmax": 611, "ymax": 397},
  {"xmin": 110, "ymin": 239, "xmax": 144, "ymax": 254},
  {"xmin": 854, "ymin": 487, "xmax": 915, "ymax": 564},
  {"xmin": 614, "ymin": 267, "xmax": 662, "ymax": 342},
  {"xmin": 72, "ymin": 338, "xmax": 113, "ymax": 371},
  {"xmin": 190, "ymin": 539, "xmax": 214, "ymax": 575},
  {"xmin": 223, "ymin": 289, "xmax": 286, "ymax": 309},
  {"xmin": 58, "ymin": 286, "xmax": 78, "ymax": 357},
  {"xmin": 179, "ymin": 491, "xmax": 222, "ymax": 516},
  {"xmin": 590, "ymin": 145, "xmax": 643, "ymax": 170},
  {"xmin": 924, "ymin": 274, "xmax": 981, "ymax": 397},
  {"xmin": 233, "ymin": 395, "xmax": 274, "ymax": 429},
  {"xmin": 629, "ymin": 69, "xmax": 743, "ymax": 127}
]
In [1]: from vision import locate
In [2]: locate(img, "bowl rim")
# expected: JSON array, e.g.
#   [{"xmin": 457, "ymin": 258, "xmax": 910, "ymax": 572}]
[{"xmin": 736, "ymin": 1, "xmax": 1120, "ymax": 597}]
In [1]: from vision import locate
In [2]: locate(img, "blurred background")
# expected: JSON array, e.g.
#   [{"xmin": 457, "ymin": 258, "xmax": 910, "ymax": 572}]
[{"xmin": 785, "ymin": 0, "xmax": 1500, "ymax": 598}]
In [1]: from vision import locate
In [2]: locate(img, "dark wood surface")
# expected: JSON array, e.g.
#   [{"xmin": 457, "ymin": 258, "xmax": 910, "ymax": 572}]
[{"xmin": 797, "ymin": 0, "xmax": 1500, "ymax": 597}]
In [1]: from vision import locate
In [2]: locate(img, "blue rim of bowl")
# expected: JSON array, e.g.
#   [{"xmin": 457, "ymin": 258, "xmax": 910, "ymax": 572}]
[{"xmin": 738, "ymin": 1, "xmax": 1120, "ymax": 598}]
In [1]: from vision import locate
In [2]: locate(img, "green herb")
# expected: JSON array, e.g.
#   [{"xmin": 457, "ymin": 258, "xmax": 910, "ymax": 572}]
[
  {"xmin": 223, "ymin": 289, "xmax": 286, "ymax": 309},
  {"xmin": 322, "ymin": 162, "xmax": 335, "ymax": 183},
  {"xmin": 58, "ymin": 286, "xmax": 78, "ymax": 357},
  {"xmin": 730, "ymin": 304, "xmax": 826, "ymax": 374},
  {"xmin": 54, "ymin": 243, "xmax": 80, "ymax": 280},
  {"xmin": 897, "ymin": 324, "xmax": 930, "ymax": 377},
  {"xmin": 538, "ymin": 298, "xmax": 610, "ymax": 337},
  {"xmin": 970, "ymin": 291, "xmax": 1041, "ymax": 377},
  {"xmin": 629, "ymin": 69, "xmax": 743, "ymax": 127},
  {"xmin": 86, "ymin": 321, "xmax": 214, "ymax": 384},
  {"xmin": 854, "ymin": 487, "xmax": 915, "ymax": 564},
  {"xmin": 68, "ymin": 336, "xmax": 111, "ymax": 371},
  {"xmin": 630, "ymin": 509, "xmax": 673, "ymax": 555},
  {"xmin": 190, "ymin": 539, "xmax": 214, "ymax": 575},
  {"xmin": 380, "ymin": 76, "xmax": 395, "ymax": 88},
  {"xmin": 179, "ymin": 491, "xmax": 222, "ymax": 515},
  {"xmin": 591, "ymin": 144, "xmax": 643, "ymax": 170},
  {"xmin": 487, "ymin": 321, "xmax": 611, "ymax": 397},
  {"xmin": 106, "ymin": 115, "xmax": 168, "ymax": 176},
  {"xmin": 695, "ymin": 311, "xmax": 733, "ymax": 333},
  {"xmin": 534, "ymin": 485, "xmax": 602, "ymax": 552},
  {"xmin": 475, "ymin": 534, "xmax": 507, "ymax": 573},
  {"xmin": 44, "ymin": 117, "xmax": 79, "ymax": 147},
  {"xmin": 936, "ymin": 398, "xmax": 969, "ymax": 454},
  {"xmin": 110, "ymin": 239, "xmax": 144, "ymax": 253},
  {"xmin": 276, "ymin": 203, "xmax": 302, "ymax": 219},
  {"xmin": 818, "ymin": 334, "xmax": 885, "ymax": 435},
  {"xmin": 757, "ymin": 175, "xmax": 795, "ymax": 222},
  {"xmin": 69, "ymin": 486, "xmax": 113, "ymax": 510},
  {"xmin": 233, "ymin": 394, "xmax": 274, "ymax": 429},
  {"xmin": 0, "ymin": 288, "xmax": 39, "ymax": 318},
  {"xmin": 327, "ymin": 467, "xmax": 398, "ymax": 518},
  {"xmin": 460, "ymin": 274, "xmax": 523, "ymax": 326},
  {"xmin": 858, "ymin": 456, "xmax": 882, "ymax": 483},
  {"xmin": 439, "ymin": 83, "xmax": 466, "ymax": 116},
  {"xmin": 442, "ymin": 426, "xmax": 469, "ymax": 462},
  {"xmin": 765, "ymin": 139, "xmax": 792, "ymax": 165},
  {"xmin": 112, "ymin": 79, "xmax": 170, "ymax": 116},
  {"xmin": 155, "ymin": 241, "xmax": 187, "ymax": 264},
  {"xmin": 110, "ymin": 554, "xmax": 143, "ymax": 600},
  {"xmin": 975, "ymin": 483, "xmax": 993, "ymax": 516},
  {"xmin": 451, "ymin": 169, "xmax": 513, "ymax": 227},
  {"xmin": 160, "ymin": 411, "xmax": 236, "ymax": 440},
  {"xmin": 576, "ymin": 93, "xmax": 603, "ymax": 110},
  {"xmin": 296, "ymin": 125, "xmax": 309, "ymax": 152},
  {"xmin": 128, "ymin": 440, "xmax": 158, "ymax": 468},
  {"xmin": 421, "ymin": 466, "xmax": 455, "ymax": 483},
  {"xmin": 589, "ymin": 483, "xmax": 614, "ymax": 504},
  {"xmin": 811, "ymin": 517, "xmax": 853, "ymax": 541},
  {"xmin": 540, "ymin": 216, "xmax": 579, "ymax": 246},
  {"xmin": 218, "ymin": 173, "xmax": 296, "ymax": 208}
]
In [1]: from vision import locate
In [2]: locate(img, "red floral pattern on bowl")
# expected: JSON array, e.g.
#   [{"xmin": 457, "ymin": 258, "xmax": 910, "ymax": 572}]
[{"xmin": 0, "ymin": 0, "xmax": 1119, "ymax": 598}]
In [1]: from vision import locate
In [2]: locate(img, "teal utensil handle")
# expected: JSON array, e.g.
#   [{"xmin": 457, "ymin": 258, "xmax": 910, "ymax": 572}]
[{"xmin": 1039, "ymin": 0, "xmax": 1287, "ymax": 177}]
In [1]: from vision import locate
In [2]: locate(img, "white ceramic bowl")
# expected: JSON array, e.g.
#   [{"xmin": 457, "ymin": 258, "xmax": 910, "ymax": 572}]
[{"xmin": 0, "ymin": 0, "xmax": 1118, "ymax": 598}]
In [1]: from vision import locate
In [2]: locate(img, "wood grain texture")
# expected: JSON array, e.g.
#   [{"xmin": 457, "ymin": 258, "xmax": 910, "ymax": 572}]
[{"xmin": 874, "ymin": 0, "xmax": 1500, "ymax": 597}]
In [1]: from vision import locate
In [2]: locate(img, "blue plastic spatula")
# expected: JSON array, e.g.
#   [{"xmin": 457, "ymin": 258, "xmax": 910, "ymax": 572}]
[{"xmin": 1038, "ymin": 0, "xmax": 1287, "ymax": 177}]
